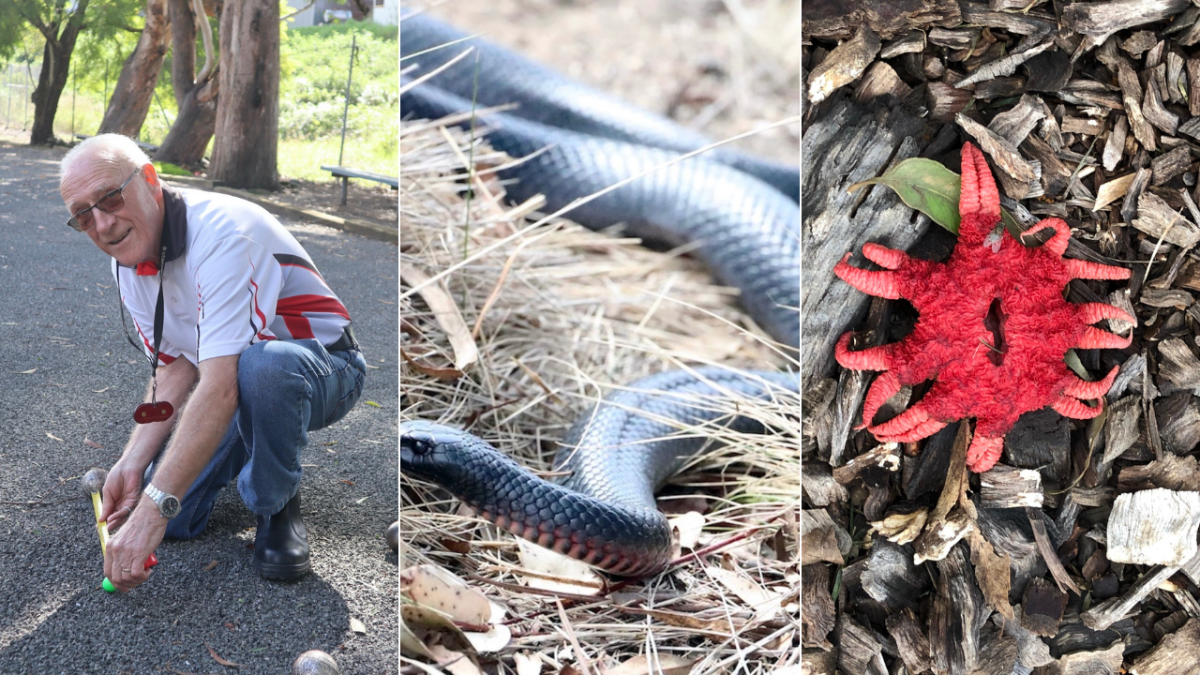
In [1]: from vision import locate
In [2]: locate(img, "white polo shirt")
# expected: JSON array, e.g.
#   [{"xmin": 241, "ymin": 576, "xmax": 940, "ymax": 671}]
[{"xmin": 115, "ymin": 186, "xmax": 351, "ymax": 366}]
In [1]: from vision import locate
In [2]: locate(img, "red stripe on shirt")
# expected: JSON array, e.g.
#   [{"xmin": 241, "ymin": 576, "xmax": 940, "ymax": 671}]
[
  {"xmin": 276, "ymin": 295, "xmax": 351, "ymax": 320},
  {"xmin": 131, "ymin": 314, "xmax": 177, "ymax": 365}
]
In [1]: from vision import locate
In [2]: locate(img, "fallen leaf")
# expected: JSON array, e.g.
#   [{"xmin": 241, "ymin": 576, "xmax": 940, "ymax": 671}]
[
  {"xmin": 204, "ymin": 641, "xmax": 242, "ymax": 668},
  {"xmin": 349, "ymin": 617, "xmax": 367, "ymax": 634},
  {"xmin": 340, "ymin": 480, "xmax": 355, "ymax": 486},
  {"xmin": 16, "ymin": 368, "xmax": 35, "ymax": 374},
  {"xmin": 704, "ymin": 565, "xmax": 784, "ymax": 620},
  {"xmin": 92, "ymin": 387, "xmax": 109, "ymax": 393},
  {"xmin": 364, "ymin": 400, "xmax": 382, "ymax": 408},
  {"xmin": 607, "ymin": 654, "xmax": 696, "ymax": 675},
  {"xmin": 202, "ymin": 559, "xmax": 219, "ymax": 572},
  {"xmin": 46, "ymin": 433, "xmax": 63, "ymax": 442},
  {"xmin": 400, "ymin": 261, "xmax": 479, "ymax": 372},
  {"xmin": 83, "ymin": 438, "xmax": 104, "ymax": 449},
  {"xmin": 401, "ymin": 564, "xmax": 494, "ymax": 625},
  {"xmin": 355, "ymin": 496, "xmax": 369, "ymax": 504}
]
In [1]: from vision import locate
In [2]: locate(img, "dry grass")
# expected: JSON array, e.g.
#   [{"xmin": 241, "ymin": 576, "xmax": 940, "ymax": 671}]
[{"xmin": 399, "ymin": 111, "xmax": 800, "ymax": 670}]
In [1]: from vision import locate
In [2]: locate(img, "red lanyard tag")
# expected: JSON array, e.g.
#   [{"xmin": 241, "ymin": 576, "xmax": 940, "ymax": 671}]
[{"xmin": 134, "ymin": 401, "xmax": 174, "ymax": 424}]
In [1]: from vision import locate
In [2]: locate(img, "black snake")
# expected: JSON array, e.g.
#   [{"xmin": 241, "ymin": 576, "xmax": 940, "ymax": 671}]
[{"xmin": 400, "ymin": 12, "xmax": 800, "ymax": 576}]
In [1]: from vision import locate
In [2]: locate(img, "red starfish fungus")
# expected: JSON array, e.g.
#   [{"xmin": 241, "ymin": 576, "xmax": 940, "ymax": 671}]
[{"xmin": 835, "ymin": 143, "xmax": 1134, "ymax": 472}]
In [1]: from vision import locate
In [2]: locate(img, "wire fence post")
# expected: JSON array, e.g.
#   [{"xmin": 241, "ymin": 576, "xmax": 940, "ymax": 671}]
[{"xmin": 337, "ymin": 34, "xmax": 357, "ymax": 167}]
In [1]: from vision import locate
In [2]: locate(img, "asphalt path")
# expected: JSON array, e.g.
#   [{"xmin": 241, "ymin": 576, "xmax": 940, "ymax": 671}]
[{"xmin": 0, "ymin": 141, "xmax": 398, "ymax": 674}]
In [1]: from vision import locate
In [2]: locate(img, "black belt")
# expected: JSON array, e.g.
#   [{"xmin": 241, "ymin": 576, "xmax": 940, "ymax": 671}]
[{"xmin": 326, "ymin": 325, "xmax": 359, "ymax": 352}]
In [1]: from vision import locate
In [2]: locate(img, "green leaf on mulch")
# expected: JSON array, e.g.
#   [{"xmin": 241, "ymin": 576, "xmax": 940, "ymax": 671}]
[{"xmin": 848, "ymin": 157, "xmax": 1021, "ymax": 236}]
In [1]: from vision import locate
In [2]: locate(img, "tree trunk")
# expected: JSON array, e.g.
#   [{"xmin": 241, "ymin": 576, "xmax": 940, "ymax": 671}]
[
  {"xmin": 209, "ymin": 0, "xmax": 279, "ymax": 190},
  {"xmin": 168, "ymin": 0, "xmax": 196, "ymax": 108},
  {"xmin": 154, "ymin": 0, "xmax": 217, "ymax": 168},
  {"xmin": 29, "ymin": 0, "xmax": 90, "ymax": 145},
  {"xmin": 154, "ymin": 78, "xmax": 217, "ymax": 168},
  {"xmin": 97, "ymin": 0, "xmax": 172, "ymax": 137}
]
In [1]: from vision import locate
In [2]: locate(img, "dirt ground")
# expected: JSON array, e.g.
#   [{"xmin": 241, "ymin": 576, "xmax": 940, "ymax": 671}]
[
  {"xmin": 406, "ymin": 0, "xmax": 801, "ymax": 166},
  {"xmin": 274, "ymin": 177, "xmax": 399, "ymax": 228}
]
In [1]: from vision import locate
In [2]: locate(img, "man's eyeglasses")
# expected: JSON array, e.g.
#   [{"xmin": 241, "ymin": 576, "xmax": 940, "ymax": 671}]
[{"xmin": 66, "ymin": 168, "xmax": 141, "ymax": 232}]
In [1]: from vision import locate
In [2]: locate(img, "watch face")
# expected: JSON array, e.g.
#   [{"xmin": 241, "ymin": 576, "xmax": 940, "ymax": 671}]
[{"xmin": 160, "ymin": 495, "xmax": 182, "ymax": 519}]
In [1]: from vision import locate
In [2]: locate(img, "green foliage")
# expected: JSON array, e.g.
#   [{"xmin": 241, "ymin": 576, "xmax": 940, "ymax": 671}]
[
  {"xmin": 278, "ymin": 21, "xmax": 397, "ymax": 146},
  {"xmin": 289, "ymin": 20, "xmax": 397, "ymax": 41},
  {"xmin": 153, "ymin": 160, "xmax": 192, "ymax": 176}
]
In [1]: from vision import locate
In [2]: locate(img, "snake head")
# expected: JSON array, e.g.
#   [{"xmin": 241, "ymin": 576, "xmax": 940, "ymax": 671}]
[{"xmin": 400, "ymin": 420, "xmax": 473, "ymax": 486}]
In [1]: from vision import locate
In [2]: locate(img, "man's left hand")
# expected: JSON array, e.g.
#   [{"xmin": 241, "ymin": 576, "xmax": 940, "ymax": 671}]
[{"xmin": 104, "ymin": 494, "xmax": 168, "ymax": 592}]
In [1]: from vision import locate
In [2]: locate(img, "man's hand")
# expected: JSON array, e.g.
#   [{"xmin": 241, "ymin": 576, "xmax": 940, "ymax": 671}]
[
  {"xmin": 103, "ymin": 493, "xmax": 168, "ymax": 592},
  {"xmin": 99, "ymin": 456, "xmax": 145, "ymax": 530}
]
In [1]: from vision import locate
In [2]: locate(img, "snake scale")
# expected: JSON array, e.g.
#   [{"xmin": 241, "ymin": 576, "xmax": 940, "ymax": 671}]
[{"xmin": 400, "ymin": 12, "xmax": 800, "ymax": 576}]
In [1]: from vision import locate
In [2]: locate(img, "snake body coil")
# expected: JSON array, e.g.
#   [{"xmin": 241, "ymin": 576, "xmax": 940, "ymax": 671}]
[
  {"xmin": 401, "ymin": 15, "xmax": 800, "ymax": 577},
  {"xmin": 401, "ymin": 369, "xmax": 798, "ymax": 576}
]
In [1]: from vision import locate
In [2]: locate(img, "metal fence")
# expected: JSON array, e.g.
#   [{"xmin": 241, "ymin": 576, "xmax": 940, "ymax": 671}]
[{"xmin": 0, "ymin": 62, "xmax": 39, "ymax": 132}]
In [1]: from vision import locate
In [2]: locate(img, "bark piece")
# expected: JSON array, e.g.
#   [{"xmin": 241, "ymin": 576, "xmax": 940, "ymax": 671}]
[
  {"xmin": 1156, "ymin": 339, "xmax": 1200, "ymax": 392},
  {"xmin": 1117, "ymin": 60, "xmax": 1157, "ymax": 152},
  {"xmin": 929, "ymin": 545, "xmax": 987, "ymax": 674},
  {"xmin": 832, "ymin": 442, "xmax": 900, "ymax": 485},
  {"xmin": 980, "ymin": 464, "xmax": 1043, "ymax": 509},
  {"xmin": 1103, "ymin": 115, "xmax": 1128, "ymax": 172},
  {"xmin": 802, "ymin": 463, "xmax": 848, "ymax": 507},
  {"xmin": 969, "ymin": 529, "xmax": 1014, "ymax": 620},
  {"xmin": 854, "ymin": 61, "xmax": 912, "ymax": 104},
  {"xmin": 960, "ymin": 1, "xmax": 1055, "ymax": 36},
  {"xmin": 1061, "ymin": 116, "xmax": 1104, "ymax": 136},
  {"xmin": 1093, "ymin": 172, "xmax": 1135, "ymax": 212},
  {"xmin": 1024, "ymin": 48, "xmax": 1074, "ymax": 94},
  {"xmin": 1107, "ymin": 488, "xmax": 1200, "ymax": 566},
  {"xmin": 885, "ymin": 607, "xmax": 933, "ymax": 675},
  {"xmin": 1143, "ymin": 80, "xmax": 1180, "ymax": 137},
  {"xmin": 801, "ymin": 564, "xmax": 836, "ymax": 649},
  {"xmin": 880, "ymin": 29, "xmax": 925, "ymax": 58},
  {"xmin": 808, "ymin": 24, "xmax": 881, "ymax": 105},
  {"xmin": 862, "ymin": 539, "xmax": 927, "ymax": 613},
  {"xmin": 989, "ymin": 93, "xmax": 1046, "ymax": 146},
  {"xmin": 1140, "ymin": 287, "xmax": 1194, "ymax": 309},
  {"xmin": 1083, "ymin": 565, "xmax": 1180, "ymax": 630},
  {"xmin": 802, "ymin": 0, "xmax": 963, "ymax": 42},
  {"xmin": 927, "ymin": 81, "xmax": 973, "ymax": 122},
  {"xmin": 929, "ymin": 26, "xmax": 980, "ymax": 50},
  {"xmin": 1042, "ymin": 640, "xmax": 1126, "ymax": 675},
  {"xmin": 1021, "ymin": 577, "xmax": 1067, "ymax": 637},
  {"xmin": 994, "ymin": 607, "xmax": 1054, "ymax": 668},
  {"xmin": 1063, "ymin": 0, "xmax": 1191, "ymax": 45},
  {"xmin": 1189, "ymin": 59, "xmax": 1200, "ymax": 117},
  {"xmin": 1119, "ymin": 453, "xmax": 1200, "ymax": 494},
  {"xmin": 956, "ymin": 41, "xmax": 1054, "ymax": 89},
  {"xmin": 1122, "ymin": 30, "xmax": 1158, "ymax": 57},
  {"xmin": 956, "ymin": 113, "xmax": 1038, "ymax": 183},
  {"xmin": 1102, "ymin": 395, "xmax": 1143, "ymax": 465},
  {"xmin": 801, "ymin": 650, "xmax": 837, "ymax": 675},
  {"xmin": 1155, "ymin": 392, "xmax": 1200, "ymax": 454},
  {"xmin": 801, "ymin": 509, "xmax": 846, "ymax": 566},
  {"xmin": 836, "ymin": 614, "xmax": 886, "ymax": 675},
  {"xmin": 1152, "ymin": 146, "xmax": 1193, "ymax": 186},
  {"xmin": 1023, "ymin": 133, "xmax": 1073, "ymax": 198},
  {"xmin": 1129, "ymin": 618, "xmax": 1200, "ymax": 675},
  {"xmin": 1178, "ymin": 116, "xmax": 1200, "ymax": 142},
  {"xmin": 1133, "ymin": 192, "xmax": 1200, "ymax": 247},
  {"xmin": 1122, "ymin": 167, "xmax": 1153, "ymax": 224},
  {"xmin": 1166, "ymin": 52, "xmax": 1186, "ymax": 105},
  {"xmin": 1004, "ymin": 408, "xmax": 1071, "ymax": 483}
]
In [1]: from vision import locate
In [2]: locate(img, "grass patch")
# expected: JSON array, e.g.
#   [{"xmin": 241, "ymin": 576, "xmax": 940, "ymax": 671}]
[{"xmin": 277, "ymin": 135, "xmax": 396, "ymax": 182}]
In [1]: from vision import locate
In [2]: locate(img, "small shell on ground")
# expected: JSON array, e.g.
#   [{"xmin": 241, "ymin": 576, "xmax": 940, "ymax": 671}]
[{"xmin": 292, "ymin": 650, "xmax": 339, "ymax": 675}]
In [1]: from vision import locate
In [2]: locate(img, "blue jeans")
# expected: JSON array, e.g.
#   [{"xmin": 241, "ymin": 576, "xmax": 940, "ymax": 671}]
[{"xmin": 150, "ymin": 339, "xmax": 367, "ymax": 540}]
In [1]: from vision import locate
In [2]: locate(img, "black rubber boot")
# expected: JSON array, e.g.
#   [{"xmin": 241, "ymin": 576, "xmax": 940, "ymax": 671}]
[{"xmin": 252, "ymin": 492, "xmax": 311, "ymax": 580}]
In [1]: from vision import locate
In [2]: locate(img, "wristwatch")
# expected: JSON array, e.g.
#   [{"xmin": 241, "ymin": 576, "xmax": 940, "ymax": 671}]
[{"xmin": 144, "ymin": 482, "xmax": 182, "ymax": 519}]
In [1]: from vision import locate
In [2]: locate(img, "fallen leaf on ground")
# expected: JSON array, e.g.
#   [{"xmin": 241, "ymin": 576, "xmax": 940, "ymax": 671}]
[
  {"xmin": 46, "ymin": 433, "xmax": 63, "ymax": 442},
  {"xmin": 92, "ymin": 387, "xmax": 109, "ymax": 393},
  {"xmin": 204, "ymin": 641, "xmax": 242, "ymax": 668},
  {"xmin": 16, "ymin": 368, "xmax": 35, "ymax": 374},
  {"xmin": 349, "ymin": 617, "xmax": 367, "ymax": 634},
  {"xmin": 202, "ymin": 559, "xmax": 219, "ymax": 572},
  {"xmin": 401, "ymin": 564, "xmax": 493, "ymax": 625},
  {"xmin": 607, "ymin": 654, "xmax": 696, "ymax": 675},
  {"xmin": 704, "ymin": 565, "xmax": 784, "ymax": 620},
  {"xmin": 83, "ymin": 438, "xmax": 103, "ymax": 449},
  {"xmin": 364, "ymin": 400, "xmax": 382, "ymax": 408}
]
